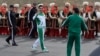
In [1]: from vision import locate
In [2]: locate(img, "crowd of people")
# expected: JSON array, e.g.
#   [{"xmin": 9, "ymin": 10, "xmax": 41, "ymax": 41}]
[
  {"xmin": 0, "ymin": 2, "xmax": 100, "ymax": 37},
  {"xmin": 0, "ymin": 1, "xmax": 100, "ymax": 56},
  {"xmin": 0, "ymin": 1, "xmax": 100, "ymax": 40}
]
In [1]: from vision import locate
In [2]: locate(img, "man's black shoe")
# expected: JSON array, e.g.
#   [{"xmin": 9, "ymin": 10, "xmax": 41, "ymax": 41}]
[
  {"xmin": 5, "ymin": 39, "xmax": 10, "ymax": 44},
  {"xmin": 12, "ymin": 43, "xmax": 18, "ymax": 46}
]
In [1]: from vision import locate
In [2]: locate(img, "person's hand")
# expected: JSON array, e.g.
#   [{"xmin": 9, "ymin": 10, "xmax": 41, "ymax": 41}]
[{"xmin": 86, "ymin": 30, "xmax": 89, "ymax": 34}]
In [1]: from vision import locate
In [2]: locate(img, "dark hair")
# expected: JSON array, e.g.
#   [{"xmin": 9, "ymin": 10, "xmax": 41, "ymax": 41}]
[
  {"xmin": 9, "ymin": 5, "xmax": 14, "ymax": 8},
  {"xmin": 65, "ymin": 6, "xmax": 69, "ymax": 8},
  {"xmin": 73, "ymin": 7, "xmax": 79, "ymax": 14},
  {"xmin": 89, "ymin": 5, "xmax": 93, "ymax": 8},
  {"xmin": 33, "ymin": 3, "xmax": 37, "ymax": 6},
  {"xmin": 38, "ymin": 5, "xmax": 43, "ymax": 9}
]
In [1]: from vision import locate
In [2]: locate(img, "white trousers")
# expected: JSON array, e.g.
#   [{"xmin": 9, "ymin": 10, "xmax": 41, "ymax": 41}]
[{"xmin": 32, "ymin": 27, "xmax": 45, "ymax": 48}]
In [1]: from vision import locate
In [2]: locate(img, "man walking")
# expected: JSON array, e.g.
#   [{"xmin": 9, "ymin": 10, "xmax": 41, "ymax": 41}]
[
  {"xmin": 28, "ymin": 3, "xmax": 37, "ymax": 38},
  {"xmin": 32, "ymin": 3, "xmax": 48, "ymax": 52},
  {"xmin": 5, "ymin": 5, "xmax": 18, "ymax": 46}
]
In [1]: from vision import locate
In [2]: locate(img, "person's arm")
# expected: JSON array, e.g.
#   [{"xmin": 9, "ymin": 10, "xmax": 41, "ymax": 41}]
[
  {"xmin": 61, "ymin": 16, "xmax": 70, "ymax": 27},
  {"xmin": 81, "ymin": 18, "xmax": 88, "ymax": 31},
  {"xmin": 8, "ymin": 11, "xmax": 13, "ymax": 27},
  {"xmin": 0, "ymin": 15, "xmax": 1, "ymax": 19},
  {"xmin": 30, "ymin": 8, "xmax": 37, "ymax": 20},
  {"xmin": 32, "ymin": 13, "xmax": 37, "ymax": 20},
  {"xmin": 28, "ymin": 10, "xmax": 30, "ymax": 21}
]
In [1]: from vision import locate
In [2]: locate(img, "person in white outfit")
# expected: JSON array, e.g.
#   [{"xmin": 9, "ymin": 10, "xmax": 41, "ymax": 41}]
[{"xmin": 32, "ymin": 3, "xmax": 48, "ymax": 52}]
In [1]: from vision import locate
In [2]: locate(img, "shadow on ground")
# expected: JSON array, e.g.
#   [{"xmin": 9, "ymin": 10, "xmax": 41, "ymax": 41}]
[
  {"xmin": 0, "ymin": 45, "xmax": 11, "ymax": 51},
  {"xmin": 28, "ymin": 51, "xmax": 49, "ymax": 56},
  {"xmin": 89, "ymin": 46, "xmax": 100, "ymax": 56},
  {"xmin": 45, "ymin": 37, "xmax": 67, "ymax": 43}
]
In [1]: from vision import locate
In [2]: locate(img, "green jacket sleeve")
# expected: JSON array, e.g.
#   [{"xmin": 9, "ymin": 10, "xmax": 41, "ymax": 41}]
[
  {"xmin": 81, "ymin": 19, "xmax": 88, "ymax": 31},
  {"xmin": 61, "ymin": 17, "xmax": 70, "ymax": 27},
  {"xmin": 36, "ymin": 17, "xmax": 40, "ymax": 25},
  {"xmin": 33, "ymin": 14, "xmax": 40, "ymax": 25}
]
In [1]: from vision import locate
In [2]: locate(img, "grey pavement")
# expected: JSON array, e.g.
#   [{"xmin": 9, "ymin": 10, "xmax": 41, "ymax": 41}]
[{"xmin": 0, "ymin": 35, "xmax": 100, "ymax": 56}]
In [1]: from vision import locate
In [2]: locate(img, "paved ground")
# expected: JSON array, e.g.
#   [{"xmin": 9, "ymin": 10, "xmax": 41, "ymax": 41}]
[{"xmin": 0, "ymin": 35, "xmax": 100, "ymax": 56}]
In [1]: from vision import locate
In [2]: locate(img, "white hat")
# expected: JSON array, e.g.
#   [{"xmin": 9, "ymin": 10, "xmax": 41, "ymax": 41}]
[
  {"xmin": 37, "ymin": 3, "xmax": 43, "ymax": 7},
  {"xmin": 37, "ymin": 3, "xmax": 43, "ymax": 9},
  {"xmin": 14, "ymin": 4, "xmax": 19, "ymax": 7},
  {"xmin": 49, "ymin": 2, "xmax": 56, "ymax": 7},
  {"xmin": 94, "ymin": 2, "xmax": 100, "ymax": 6},
  {"xmin": 26, "ymin": 4, "xmax": 32, "ymax": 7},
  {"xmin": 65, "ymin": 2, "xmax": 71, "ymax": 6},
  {"xmin": 1, "ymin": 3, "xmax": 7, "ymax": 7},
  {"xmin": 82, "ymin": 1, "xmax": 89, "ymax": 6}
]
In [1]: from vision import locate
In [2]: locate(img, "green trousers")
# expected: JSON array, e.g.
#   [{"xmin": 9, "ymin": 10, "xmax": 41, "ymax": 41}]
[
  {"xmin": 67, "ymin": 33, "xmax": 81, "ymax": 56},
  {"xmin": 37, "ymin": 27, "xmax": 45, "ymax": 50}
]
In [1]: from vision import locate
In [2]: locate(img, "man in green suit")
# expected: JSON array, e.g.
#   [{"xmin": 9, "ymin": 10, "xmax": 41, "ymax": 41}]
[
  {"xmin": 32, "ymin": 3, "xmax": 48, "ymax": 52},
  {"xmin": 61, "ymin": 7, "xmax": 88, "ymax": 56}
]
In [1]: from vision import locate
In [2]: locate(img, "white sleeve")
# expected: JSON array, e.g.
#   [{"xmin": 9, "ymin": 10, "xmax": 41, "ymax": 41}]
[
  {"xmin": 32, "ymin": 13, "xmax": 37, "ymax": 20},
  {"xmin": 8, "ymin": 11, "xmax": 13, "ymax": 26},
  {"xmin": 0, "ymin": 15, "xmax": 2, "ymax": 20},
  {"xmin": 28, "ymin": 10, "xmax": 31, "ymax": 21}
]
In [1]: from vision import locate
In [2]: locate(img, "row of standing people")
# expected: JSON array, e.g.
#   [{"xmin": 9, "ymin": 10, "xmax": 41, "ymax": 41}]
[
  {"xmin": 0, "ymin": 2, "xmax": 100, "ymax": 38},
  {"xmin": 23, "ymin": 1, "xmax": 100, "ymax": 38},
  {"xmin": 1, "ymin": 2, "xmax": 98, "ymax": 56},
  {"xmin": 0, "ymin": 2, "xmax": 99, "ymax": 55}
]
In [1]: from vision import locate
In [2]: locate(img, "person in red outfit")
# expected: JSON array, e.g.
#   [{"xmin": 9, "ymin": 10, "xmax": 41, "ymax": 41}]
[
  {"xmin": 59, "ymin": 2, "xmax": 72, "ymax": 38},
  {"xmin": 48, "ymin": 3, "xmax": 59, "ymax": 37}
]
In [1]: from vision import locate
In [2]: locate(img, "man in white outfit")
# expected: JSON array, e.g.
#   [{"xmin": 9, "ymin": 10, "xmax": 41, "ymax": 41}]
[{"xmin": 32, "ymin": 3, "xmax": 48, "ymax": 52}]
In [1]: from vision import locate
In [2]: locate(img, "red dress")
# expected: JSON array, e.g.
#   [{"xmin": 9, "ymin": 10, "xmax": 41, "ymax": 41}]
[
  {"xmin": 49, "ymin": 6, "xmax": 60, "ymax": 37},
  {"xmin": 60, "ymin": 7, "xmax": 69, "ymax": 38},
  {"xmin": 84, "ymin": 6, "xmax": 95, "ymax": 39},
  {"xmin": 0, "ymin": 6, "xmax": 9, "ymax": 35}
]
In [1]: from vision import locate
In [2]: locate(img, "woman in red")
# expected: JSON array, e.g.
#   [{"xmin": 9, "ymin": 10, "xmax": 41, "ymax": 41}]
[
  {"xmin": 48, "ymin": 3, "xmax": 59, "ymax": 37},
  {"xmin": 83, "ymin": 4, "xmax": 96, "ymax": 39},
  {"xmin": 1, "ymin": 3, "xmax": 8, "ymax": 35},
  {"xmin": 59, "ymin": 2, "xmax": 72, "ymax": 38},
  {"xmin": 42, "ymin": 4, "xmax": 50, "ymax": 37}
]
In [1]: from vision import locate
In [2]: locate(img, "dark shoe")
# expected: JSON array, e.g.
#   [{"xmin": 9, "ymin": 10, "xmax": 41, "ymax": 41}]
[
  {"xmin": 29, "ymin": 36, "xmax": 32, "ymax": 38},
  {"xmin": 95, "ymin": 34, "xmax": 98, "ymax": 37},
  {"xmin": 5, "ymin": 39, "xmax": 10, "ymax": 44},
  {"xmin": 29, "ymin": 36, "xmax": 37, "ymax": 39},
  {"xmin": 12, "ymin": 43, "xmax": 18, "ymax": 46}
]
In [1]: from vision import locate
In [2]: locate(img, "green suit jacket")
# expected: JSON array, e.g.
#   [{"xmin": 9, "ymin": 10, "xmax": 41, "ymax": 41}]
[{"xmin": 62, "ymin": 13, "xmax": 88, "ymax": 34}]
